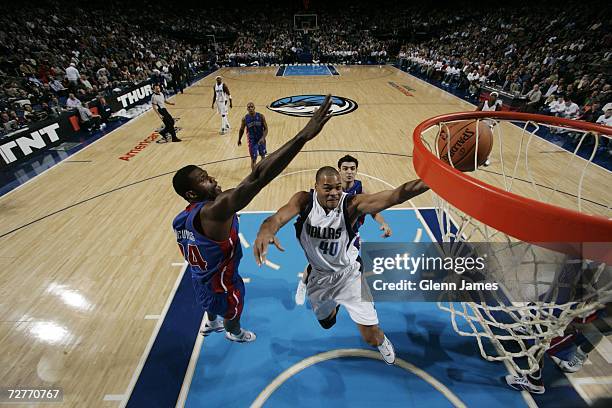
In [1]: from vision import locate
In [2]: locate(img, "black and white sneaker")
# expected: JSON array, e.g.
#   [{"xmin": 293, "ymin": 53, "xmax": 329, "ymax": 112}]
[{"xmin": 505, "ymin": 374, "xmax": 545, "ymax": 394}]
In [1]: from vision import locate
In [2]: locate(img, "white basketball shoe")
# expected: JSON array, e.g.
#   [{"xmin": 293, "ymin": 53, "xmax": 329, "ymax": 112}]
[
  {"xmin": 378, "ymin": 335, "xmax": 396, "ymax": 365},
  {"xmin": 225, "ymin": 329, "xmax": 257, "ymax": 343},
  {"xmin": 295, "ymin": 279, "xmax": 307, "ymax": 305},
  {"xmin": 200, "ymin": 318, "xmax": 224, "ymax": 336}
]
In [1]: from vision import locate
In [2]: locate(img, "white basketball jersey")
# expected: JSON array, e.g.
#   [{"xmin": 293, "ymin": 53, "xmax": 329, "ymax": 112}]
[
  {"xmin": 482, "ymin": 100, "xmax": 498, "ymax": 111},
  {"xmin": 215, "ymin": 83, "xmax": 227, "ymax": 103},
  {"xmin": 296, "ymin": 191, "xmax": 359, "ymax": 274}
]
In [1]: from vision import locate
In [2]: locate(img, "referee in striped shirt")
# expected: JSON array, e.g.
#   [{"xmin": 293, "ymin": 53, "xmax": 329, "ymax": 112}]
[{"xmin": 152, "ymin": 84, "xmax": 181, "ymax": 142}]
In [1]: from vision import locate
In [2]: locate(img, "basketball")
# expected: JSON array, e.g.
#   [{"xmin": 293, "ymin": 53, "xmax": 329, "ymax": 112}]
[{"xmin": 437, "ymin": 120, "xmax": 494, "ymax": 171}]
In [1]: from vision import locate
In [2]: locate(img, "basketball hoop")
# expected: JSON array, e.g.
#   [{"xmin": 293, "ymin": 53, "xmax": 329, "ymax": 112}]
[{"xmin": 413, "ymin": 111, "xmax": 612, "ymax": 375}]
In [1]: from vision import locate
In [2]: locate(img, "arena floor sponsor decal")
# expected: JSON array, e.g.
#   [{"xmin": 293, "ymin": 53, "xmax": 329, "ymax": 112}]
[
  {"xmin": 388, "ymin": 82, "xmax": 415, "ymax": 96},
  {"xmin": 119, "ymin": 133, "xmax": 160, "ymax": 161},
  {"xmin": 267, "ymin": 95, "xmax": 358, "ymax": 117}
]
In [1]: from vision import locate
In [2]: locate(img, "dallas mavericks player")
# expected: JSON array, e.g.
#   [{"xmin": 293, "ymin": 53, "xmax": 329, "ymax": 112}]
[
  {"xmin": 254, "ymin": 167, "xmax": 428, "ymax": 364},
  {"xmin": 476, "ymin": 91, "xmax": 501, "ymax": 165},
  {"xmin": 211, "ymin": 76, "xmax": 232, "ymax": 134},
  {"xmin": 294, "ymin": 155, "xmax": 392, "ymax": 305},
  {"xmin": 238, "ymin": 102, "xmax": 268, "ymax": 170},
  {"xmin": 172, "ymin": 95, "xmax": 333, "ymax": 343}
]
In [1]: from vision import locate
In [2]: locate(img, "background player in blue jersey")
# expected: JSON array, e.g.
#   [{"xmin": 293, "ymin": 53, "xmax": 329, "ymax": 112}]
[
  {"xmin": 238, "ymin": 102, "xmax": 268, "ymax": 170},
  {"xmin": 172, "ymin": 95, "xmax": 333, "ymax": 343},
  {"xmin": 337, "ymin": 155, "xmax": 391, "ymax": 237},
  {"xmin": 294, "ymin": 154, "xmax": 392, "ymax": 305}
]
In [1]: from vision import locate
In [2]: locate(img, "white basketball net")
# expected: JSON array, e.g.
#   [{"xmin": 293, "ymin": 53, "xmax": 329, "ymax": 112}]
[{"xmin": 419, "ymin": 117, "xmax": 612, "ymax": 375}]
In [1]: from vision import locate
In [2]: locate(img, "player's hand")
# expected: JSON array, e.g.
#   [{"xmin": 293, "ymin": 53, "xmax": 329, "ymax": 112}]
[
  {"xmin": 299, "ymin": 94, "xmax": 333, "ymax": 141},
  {"xmin": 211, "ymin": 103, "xmax": 215, "ymax": 109},
  {"xmin": 237, "ymin": 139, "xmax": 242, "ymax": 146},
  {"xmin": 380, "ymin": 223, "xmax": 392, "ymax": 238},
  {"xmin": 254, "ymin": 233, "xmax": 285, "ymax": 266}
]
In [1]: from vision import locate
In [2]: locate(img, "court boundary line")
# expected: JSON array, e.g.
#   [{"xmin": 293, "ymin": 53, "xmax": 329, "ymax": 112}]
[
  {"xmin": 175, "ymin": 314, "xmax": 208, "ymax": 407},
  {"xmin": 117, "ymin": 263, "xmax": 188, "ymax": 407}
]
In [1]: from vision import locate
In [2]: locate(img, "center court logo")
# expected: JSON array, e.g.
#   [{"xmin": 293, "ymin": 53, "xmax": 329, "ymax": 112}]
[{"xmin": 267, "ymin": 95, "xmax": 358, "ymax": 117}]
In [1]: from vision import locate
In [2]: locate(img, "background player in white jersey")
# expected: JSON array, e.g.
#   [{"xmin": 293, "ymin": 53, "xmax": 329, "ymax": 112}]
[
  {"xmin": 254, "ymin": 167, "xmax": 428, "ymax": 364},
  {"xmin": 211, "ymin": 76, "xmax": 232, "ymax": 134},
  {"xmin": 476, "ymin": 91, "xmax": 502, "ymax": 113},
  {"xmin": 476, "ymin": 91, "xmax": 501, "ymax": 165}
]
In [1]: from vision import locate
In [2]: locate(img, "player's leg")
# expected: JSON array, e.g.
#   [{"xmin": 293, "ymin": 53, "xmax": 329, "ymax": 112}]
[
  {"xmin": 164, "ymin": 115, "xmax": 181, "ymax": 142},
  {"xmin": 221, "ymin": 102, "xmax": 231, "ymax": 131},
  {"xmin": 345, "ymin": 306, "xmax": 395, "ymax": 364},
  {"xmin": 317, "ymin": 303, "xmax": 341, "ymax": 329},
  {"xmin": 295, "ymin": 264, "xmax": 311, "ymax": 305},
  {"xmin": 505, "ymin": 361, "xmax": 545, "ymax": 394},
  {"xmin": 340, "ymin": 263, "xmax": 396, "ymax": 364},
  {"xmin": 356, "ymin": 323, "xmax": 395, "ymax": 364},
  {"xmin": 551, "ymin": 309, "xmax": 608, "ymax": 372},
  {"xmin": 192, "ymin": 277, "xmax": 228, "ymax": 337},
  {"xmin": 247, "ymin": 138, "xmax": 258, "ymax": 171},
  {"xmin": 158, "ymin": 124, "xmax": 170, "ymax": 142},
  {"xmin": 200, "ymin": 311, "xmax": 224, "ymax": 336},
  {"xmin": 208, "ymin": 276, "xmax": 255, "ymax": 342},
  {"xmin": 258, "ymin": 141, "xmax": 267, "ymax": 165},
  {"xmin": 308, "ymin": 277, "xmax": 341, "ymax": 329},
  {"xmin": 217, "ymin": 102, "xmax": 227, "ymax": 134},
  {"xmin": 356, "ymin": 324, "xmax": 384, "ymax": 346}
]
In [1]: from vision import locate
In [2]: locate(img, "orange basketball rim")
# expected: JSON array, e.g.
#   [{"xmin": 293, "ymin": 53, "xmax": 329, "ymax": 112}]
[{"xmin": 412, "ymin": 111, "xmax": 612, "ymax": 263}]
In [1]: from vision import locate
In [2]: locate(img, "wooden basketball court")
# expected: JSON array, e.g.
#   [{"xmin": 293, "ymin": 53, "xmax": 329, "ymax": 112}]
[{"xmin": 0, "ymin": 65, "xmax": 609, "ymax": 406}]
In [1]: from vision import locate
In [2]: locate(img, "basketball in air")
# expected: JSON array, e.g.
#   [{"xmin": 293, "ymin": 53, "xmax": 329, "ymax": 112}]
[{"xmin": 437, "ymin": 120, "xmax": 493, "ymax": 171}]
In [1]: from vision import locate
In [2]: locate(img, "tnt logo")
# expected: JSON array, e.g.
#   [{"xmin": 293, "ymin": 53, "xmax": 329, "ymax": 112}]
[{"xmin": 0, "ymin": 123, "xmax": 61, "ymax": 165}]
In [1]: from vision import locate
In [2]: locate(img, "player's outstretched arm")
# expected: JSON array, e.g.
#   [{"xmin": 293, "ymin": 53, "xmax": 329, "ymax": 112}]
[
  {"xmin": 350, "ymin": 179, "xmax": 429, "ymax": 217},
  {"xmin": 206, "ymin": 95, "xmax": 333, "ymax": 221},
  {"xmin": 254, "ymin": 191, "xmax": 309, "ymax": 266}
]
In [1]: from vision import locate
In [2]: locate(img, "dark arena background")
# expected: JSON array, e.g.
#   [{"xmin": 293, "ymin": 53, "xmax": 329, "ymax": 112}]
[{"xmin": 0, "ymin": 0, "xmax": 611, "ymax": 407}]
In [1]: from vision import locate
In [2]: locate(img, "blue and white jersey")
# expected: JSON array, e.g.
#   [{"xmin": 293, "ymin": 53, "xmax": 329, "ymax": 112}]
[{"xmin": 295, "ymin": 191, "xmax": 358, "ymax": 273}]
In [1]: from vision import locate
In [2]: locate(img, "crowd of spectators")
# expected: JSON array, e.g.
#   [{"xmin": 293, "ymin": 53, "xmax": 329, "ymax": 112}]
[
  {"xmin": 0, "ymin": 2, "xmax": 208, "ymax": 137},
  {"xmin": 398, "ymin": 2, "xmax": 610, "ymax": 134},
  {"xmin": 1, "ymin": 0, "xmax": 610, "ymax": 139}
]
